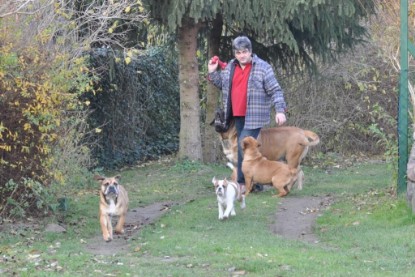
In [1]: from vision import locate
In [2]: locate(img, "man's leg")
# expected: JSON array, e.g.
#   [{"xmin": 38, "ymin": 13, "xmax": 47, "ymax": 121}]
[
  {"xmin": 235, "ymin": 117, "xmax": 260, "ymax": 193},
  {"xmin": 234, "ymin": 117, "xmax": 245, "ymax": 190}
]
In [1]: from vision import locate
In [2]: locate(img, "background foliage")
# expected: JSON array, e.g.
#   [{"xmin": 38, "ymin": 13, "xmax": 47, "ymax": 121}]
[
  {"xmin": 0, "ymin": 0, "xmax": 151, "ymax": 219},
  {"xmin": 86, "ymin": 47, "xmax": 180, "ymax": 168},
  {"xmin": 284, "ymin": 44, "xmax": 397, "ymax": 154},
  {"xmin": 146, "ymin": 0, "xmax": 376, "ymax": 75},
  {"xmin": 0, "ymin": 12, "xmax": 94, "ymax": 218}
]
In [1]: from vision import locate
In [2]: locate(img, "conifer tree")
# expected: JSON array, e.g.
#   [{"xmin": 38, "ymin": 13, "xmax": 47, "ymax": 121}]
[{"xmin": 143, "ymin": 0, "xmax": 376, "ymax": 161}]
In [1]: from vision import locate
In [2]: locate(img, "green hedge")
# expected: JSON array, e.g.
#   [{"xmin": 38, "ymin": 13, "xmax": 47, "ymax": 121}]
[{"xmin": 87, "ymin": 47, "xmax": 179, "ymax": 168}]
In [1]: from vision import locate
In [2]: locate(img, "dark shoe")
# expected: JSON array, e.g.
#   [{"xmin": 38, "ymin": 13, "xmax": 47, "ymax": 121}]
[{"xmin": 252, "ymin": 184, "xmax": 264, "ymax": 192}]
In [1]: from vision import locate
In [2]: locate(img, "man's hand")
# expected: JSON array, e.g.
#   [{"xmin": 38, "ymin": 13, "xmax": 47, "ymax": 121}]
[
  {"xmin": 208, "ymin": 56, "xmax": 227, "ymax": 73},
  {"xmin": 208, "ymin": 57, "xmax": 219, "ymax": 73},
  {"xmin": 275, "ymin": 113, "xmax": 286, "ymax": 126}
]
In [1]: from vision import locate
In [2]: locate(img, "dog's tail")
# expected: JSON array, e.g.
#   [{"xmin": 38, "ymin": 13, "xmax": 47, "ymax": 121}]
[
  {"xmin": 226, "ymin": 162, "xmax": 235, "ymax": 170},
  {"xmin": 303, "ymin": 130, "xmax": 320, "ymax": 146}
]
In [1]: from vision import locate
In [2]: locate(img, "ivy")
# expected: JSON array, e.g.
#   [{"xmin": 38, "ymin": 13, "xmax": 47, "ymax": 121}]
[{"xmin": 87, "ymin": 47, "xmax": 180, "ymax": 168}]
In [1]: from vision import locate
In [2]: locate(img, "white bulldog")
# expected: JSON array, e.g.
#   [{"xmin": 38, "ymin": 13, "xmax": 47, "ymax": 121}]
[{"xmin": 212, "ymin": 177, "xmax": 245, "ymax": 220}]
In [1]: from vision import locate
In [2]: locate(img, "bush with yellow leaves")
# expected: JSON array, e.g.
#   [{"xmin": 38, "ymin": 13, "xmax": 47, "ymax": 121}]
[{"xmin": 0, "ymin": 16, "xmax": 95, "ymax": 219}]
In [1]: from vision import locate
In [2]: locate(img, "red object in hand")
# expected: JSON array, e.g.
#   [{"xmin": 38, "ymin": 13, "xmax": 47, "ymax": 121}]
[{"xmin": 212, "ymin": 56, "xmax": 227, "ymax": 70}]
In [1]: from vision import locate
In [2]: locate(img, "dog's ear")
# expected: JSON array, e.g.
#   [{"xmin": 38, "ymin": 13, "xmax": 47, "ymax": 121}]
[
  {"xmin": 114, "ymin": 175, "xmax": 121, "ymax": 182},
  {"xmin": 94, "ymin": 175, "xmax": 105, "ymax": 181},
  {"xmin": 241, "ymin": 139, "xmax": 247, "ymax": 150},
  {"xmin": 212, "ymin": 176, "xmax": 217, "ymax": 185}
]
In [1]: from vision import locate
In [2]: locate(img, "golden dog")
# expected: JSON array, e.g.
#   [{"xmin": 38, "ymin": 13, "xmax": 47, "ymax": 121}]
[
  {"xmin": 241, "ymin": 136, "xmax": 297, "ymax": 197},
  {"xmin": 95, "ymin": 175, "xmax": 129, "ymax": 242},
  {"xmin": 219, "ymin": 121, "xmax": 319, "ymax": 190}
]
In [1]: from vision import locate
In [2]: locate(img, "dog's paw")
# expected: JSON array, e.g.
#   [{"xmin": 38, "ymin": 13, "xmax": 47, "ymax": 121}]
[
  {"xmin": 114, "ymin": 229, "xmax": 125, "ymax": 235},
  {"xmin": 103, "ymin": 235, "xmax": 112, "ymax": 242}
]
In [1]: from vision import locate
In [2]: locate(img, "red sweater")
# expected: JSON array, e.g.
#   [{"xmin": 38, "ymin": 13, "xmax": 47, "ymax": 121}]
[{"xmin": 231, "ymin": 63, "xmax": 252, "ymax": 116}]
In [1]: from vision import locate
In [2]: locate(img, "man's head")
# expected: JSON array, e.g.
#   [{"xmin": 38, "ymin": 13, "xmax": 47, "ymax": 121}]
[
  {"xmin": 232, "ymin": 36, "xmax": 252, "ymax": 66},
  {"xmin": 232, "ymin": 36, "xmax": 252, "ymax": 53}
]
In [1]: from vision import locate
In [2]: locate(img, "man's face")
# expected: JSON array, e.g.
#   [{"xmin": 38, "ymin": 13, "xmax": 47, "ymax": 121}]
[{"xmin": 234, "ymin": 49, "xmax": 252, "ymax": 66}]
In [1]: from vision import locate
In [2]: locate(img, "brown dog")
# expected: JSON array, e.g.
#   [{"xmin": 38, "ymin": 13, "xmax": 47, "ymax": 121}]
[
  {"xmin": 219, "ymin": 121, "xmax": 319, "ymax": 190},
  {"xmin": 241, "ymin": 136, "xmax": 297, "ymax": 197},
  {"xmin": 95, "ymin": 175, "xmax": 129, "ymax": 242}
]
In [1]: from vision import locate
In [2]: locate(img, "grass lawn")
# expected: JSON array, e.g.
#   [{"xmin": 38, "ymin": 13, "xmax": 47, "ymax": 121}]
[{"xmin": 0, "ymin": 159, "xmax": 414, "ymax": 277}]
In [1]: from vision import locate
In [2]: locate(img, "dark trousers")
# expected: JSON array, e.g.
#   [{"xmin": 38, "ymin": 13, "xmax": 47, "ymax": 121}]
[{"xmin": 234, "ymin": 117, "xmax": 261, "ymax": 184}]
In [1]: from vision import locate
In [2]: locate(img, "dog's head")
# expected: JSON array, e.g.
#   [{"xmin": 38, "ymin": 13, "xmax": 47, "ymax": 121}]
[
  {"xmin": 217, "ymin": 122, "xmax": 238, "ymax": 164},
  {"xmin": 217, "ymin": 120, "xmax": 236, "ymax": 140},
  {"xmin": 95, "ymin": 175, "xmax": 121, "ymax": 200},
  {"xmin": 212, "ymin": 177, "xmax": 229, "ymax": 197},
  {"xmin": 241, "ymin": 136, "xmax": 263, "ymax": 160},
  {"xmin": 241, "ymin": 136, "xmax": 261, "ymax": 151}
]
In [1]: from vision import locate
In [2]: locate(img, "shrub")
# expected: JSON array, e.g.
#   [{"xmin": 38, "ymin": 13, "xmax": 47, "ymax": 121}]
[
  {"xmin": 0, "ymin": 12, "xmax": 94, "ymax": 219},
  {"xmin": 285, "ymin": 43, "xmax": 397, "ymax": 157},
  {"xmin": 87, "ymin": 47, "xmax": 180, "ymax": 168}
]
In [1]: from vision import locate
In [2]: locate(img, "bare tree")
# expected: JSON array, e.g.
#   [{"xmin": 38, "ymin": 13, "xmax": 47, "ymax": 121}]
[{"xmin": 1, "ymin": 0, "xmax": 149, "ymax": 58}]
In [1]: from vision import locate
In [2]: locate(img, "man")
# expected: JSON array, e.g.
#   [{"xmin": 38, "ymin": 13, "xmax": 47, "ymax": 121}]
[{"xmin": 208, "ymin": 36, "xmax": 287, "ymax": 193}]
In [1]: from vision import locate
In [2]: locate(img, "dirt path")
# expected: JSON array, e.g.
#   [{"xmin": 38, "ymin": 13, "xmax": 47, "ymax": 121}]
[
  {"xmin": 271, "ymin": 196, "xmax": 334, "ymax": 244},
  {"xmin": 85, "ymin": 195, "xmax": 334, "ymax": 255},
  {"xmin": 85, "ymin": 202, "xmax": 175, "ymax": 255}
]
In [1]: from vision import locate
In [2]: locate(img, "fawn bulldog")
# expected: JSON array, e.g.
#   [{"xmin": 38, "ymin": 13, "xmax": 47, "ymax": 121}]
[
  {"xmin": 212, "ymin": 177, "xmax": 245, "ymax": 220},
  {"xmin": 95, "ymin": 175, "xmax": 129, "ymax": 242}
]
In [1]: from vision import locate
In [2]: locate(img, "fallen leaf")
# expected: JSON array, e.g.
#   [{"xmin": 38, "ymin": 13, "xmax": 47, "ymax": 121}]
[{"xmin": 28, "ymin": 254, "xmax": 41, "ymax": 260}]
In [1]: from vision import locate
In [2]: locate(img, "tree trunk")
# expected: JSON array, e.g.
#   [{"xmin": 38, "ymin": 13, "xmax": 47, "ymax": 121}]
[
  {"xmin": 177, "ymin": 18, "xmax": 203, "ymax": 161},
  {"xmin": 203, "ymin": 14, "xmax": 224, "ymax": 163}
]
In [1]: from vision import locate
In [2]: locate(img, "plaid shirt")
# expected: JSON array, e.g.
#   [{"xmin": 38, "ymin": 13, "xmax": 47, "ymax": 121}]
[{"xmin": 208, "ymin": 54, "xmax": 286, "ymax": 129}]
